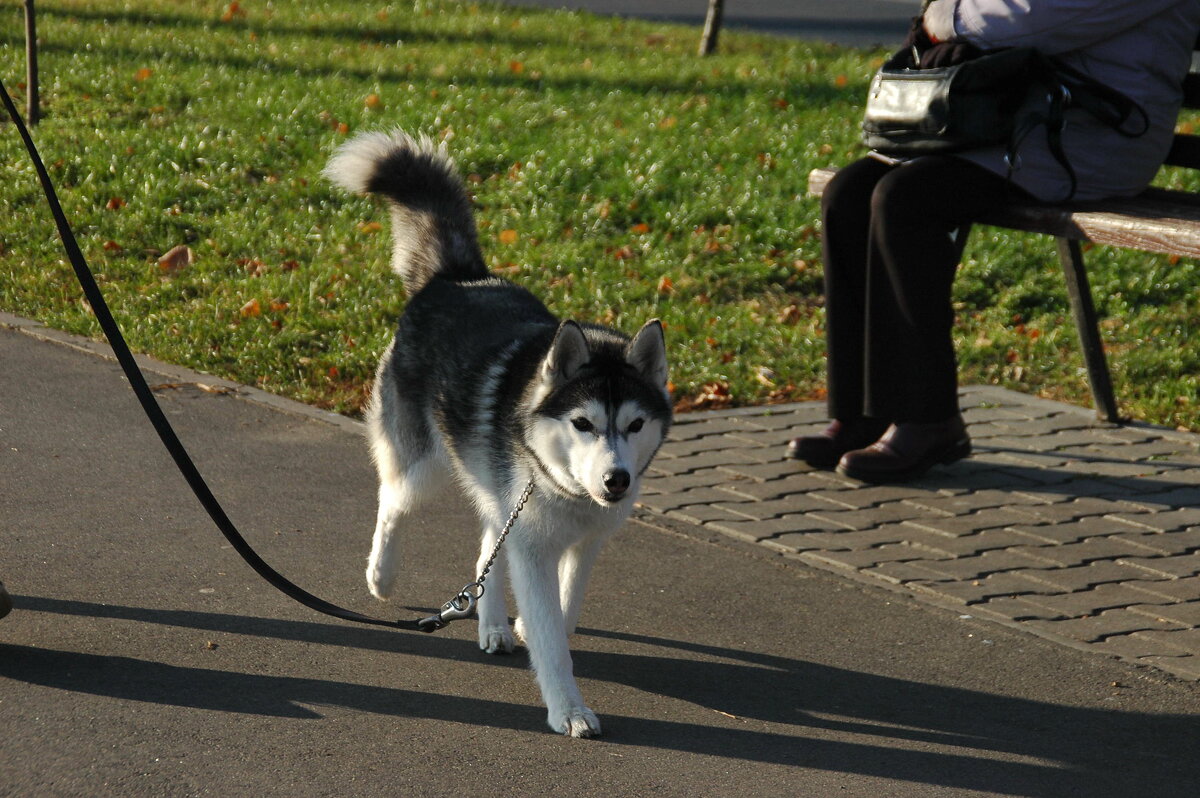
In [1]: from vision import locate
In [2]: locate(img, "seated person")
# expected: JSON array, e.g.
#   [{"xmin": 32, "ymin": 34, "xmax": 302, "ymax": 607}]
[{"xmin": 789, "ymin": 0, "xmax": 1200, "ymax": 483}]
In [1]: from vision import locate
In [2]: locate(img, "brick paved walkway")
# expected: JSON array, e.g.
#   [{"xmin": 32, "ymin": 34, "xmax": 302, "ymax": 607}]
[{"xmin": 636, "ymin": 386, "xmax": 1200, "ymax": 681}]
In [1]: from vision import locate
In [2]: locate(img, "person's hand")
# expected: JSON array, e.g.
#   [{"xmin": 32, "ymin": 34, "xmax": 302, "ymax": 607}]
[{"xmin": 922, "ymin": 0, "xmax": 957, "ymax": 44}]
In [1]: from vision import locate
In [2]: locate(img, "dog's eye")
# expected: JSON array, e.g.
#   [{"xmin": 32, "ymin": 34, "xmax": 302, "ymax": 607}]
[
  {"xmin": 627, "ymin": 418, "xmax": 644, "ymax": 434},
  {"xmin": 571, "ymin": 417, "xmax": 594, "ymax": 433}
]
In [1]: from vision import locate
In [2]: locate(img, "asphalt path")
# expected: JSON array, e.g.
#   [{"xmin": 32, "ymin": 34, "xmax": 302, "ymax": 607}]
[
  {"xmin": 501, "ymin": 0, "xmax": 922, "ymax": 47},
  {"xmin": 4, "ymin": 323, "xmax": 1200, "ymax": 796},
  {"xmin": 7, "ymin": 5, "xmax": 1200, "ymax": 796}
]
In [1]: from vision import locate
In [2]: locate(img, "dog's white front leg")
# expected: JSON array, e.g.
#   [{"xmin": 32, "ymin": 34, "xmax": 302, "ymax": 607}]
[
  {"xmin": 509, "ymin": 543, "xmax": 601, "ymax": 738},
  {"xmin": 558, "ymin": 533, "xmax": 610, "ymax": 637},
  {"xmin": 476, "ymin": 524, "xmax": 515, "ymax": 654}
]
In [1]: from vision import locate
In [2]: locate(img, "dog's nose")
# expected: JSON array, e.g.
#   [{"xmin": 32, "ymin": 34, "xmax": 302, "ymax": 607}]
[{"xmin": 603, "ymin": 469, "xmax": 631, "ymax": 495}]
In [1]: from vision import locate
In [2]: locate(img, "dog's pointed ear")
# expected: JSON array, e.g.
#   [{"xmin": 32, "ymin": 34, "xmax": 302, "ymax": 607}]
[
  {"xmin": 542, "ymin": 320, "xmax": 591, "ymax": 386},
  {"xmin": 626, "ymin": 319, "xmax": 668, "ymax": 388}
]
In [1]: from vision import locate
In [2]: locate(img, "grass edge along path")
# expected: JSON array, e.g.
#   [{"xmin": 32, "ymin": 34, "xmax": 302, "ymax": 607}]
[{"xmin": 1, "ymin": 0, "xmax": 1196, "ymax": 430}]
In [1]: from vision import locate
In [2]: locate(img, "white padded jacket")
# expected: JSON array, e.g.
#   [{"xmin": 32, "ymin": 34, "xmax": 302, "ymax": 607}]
[{"xmin": 921, "ymin": 0, "xmax": 1200, "ymax": 201}]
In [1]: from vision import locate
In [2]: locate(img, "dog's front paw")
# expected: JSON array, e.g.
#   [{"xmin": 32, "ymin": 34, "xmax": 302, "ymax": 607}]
[
  {"xmin": 479, "ymin": 626, "xmax": 516, "ymax": 655},
  {"xmin": 550, "ymin": 706, "xmax": 602, "ymax": 738},
  {"xmin": 365, "ymin": 566, "xmax": 395, "ymax": 601}
]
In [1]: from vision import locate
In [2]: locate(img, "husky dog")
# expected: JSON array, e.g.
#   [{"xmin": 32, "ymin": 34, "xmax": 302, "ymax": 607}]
[{"xmin": 324, "ymin": 130, "xmax": 672, "ymax": 738}]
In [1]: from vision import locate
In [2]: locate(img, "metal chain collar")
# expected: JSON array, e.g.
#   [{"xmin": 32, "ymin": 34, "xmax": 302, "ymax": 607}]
[{"xmin": 417, "ymin": 478, "xmax": 535, "ymax": 632}]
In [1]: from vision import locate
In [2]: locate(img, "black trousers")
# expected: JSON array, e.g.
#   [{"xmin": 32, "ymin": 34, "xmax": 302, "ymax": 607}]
[{"xmin": 820, "ymin": 155, "xmax": 1024, "ymax": 423}]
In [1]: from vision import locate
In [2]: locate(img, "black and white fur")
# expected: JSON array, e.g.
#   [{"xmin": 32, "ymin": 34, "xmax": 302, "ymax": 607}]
[{"xmin": 325, "ymin": 130, "xmax": 672, "ymax": 737}]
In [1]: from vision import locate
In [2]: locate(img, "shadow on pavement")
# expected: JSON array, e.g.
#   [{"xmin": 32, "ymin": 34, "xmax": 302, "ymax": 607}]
[{"xmin": 5, "ymin": 596, "xmax": 1199, "ymax": 796}]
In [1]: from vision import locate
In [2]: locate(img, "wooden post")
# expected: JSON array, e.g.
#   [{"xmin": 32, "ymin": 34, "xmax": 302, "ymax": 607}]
[
  {"xmin": 698, "ymin": 0, "xmax": 725, "ymax": 57},
  {"xmin": 24, "ymin": 0, "xmax": 40, "ymax": 125}
]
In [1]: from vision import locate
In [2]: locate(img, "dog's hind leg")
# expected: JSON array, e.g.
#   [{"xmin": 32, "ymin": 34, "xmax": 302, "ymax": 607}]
[
  {"xmin": 367, "ymin": 454, "xmax": 445, "ymax": 600},
  {"xmin": 364, "ymin": 349, "xmax": 448, "ymax": 600}
]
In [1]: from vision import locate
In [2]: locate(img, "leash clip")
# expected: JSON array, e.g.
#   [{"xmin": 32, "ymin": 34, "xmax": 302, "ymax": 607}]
[
  {"xmin": 416, "ymin": 583, "xmax": 483, "ymax": 633},
  {"xmin": 413, "ymin": 479, "xmax": 531, "ymax": 632}
]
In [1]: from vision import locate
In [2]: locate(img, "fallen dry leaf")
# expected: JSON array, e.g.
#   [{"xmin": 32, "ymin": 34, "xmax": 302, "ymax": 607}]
[
  {"xmin": 239, "ymin": 257, "xmax": 267, "ymax": 276},
  {"xmin": 767, "ymin": 383, "xmax": 800, "ymax": 403},
  {"xmin": 239, "ymin": 298, "xmax": 262, "ymax": 317},
  {"xmin": 157, "ymin": 244, "xmax": 193, "ymax": 274},
  {"xmin": 498, "ymin": 229, "xmax": 519, "ymax": 245},
  {"xmin": 754, "ymin": 366, "xmax": 777, "ymax": 388},
  {"xmin": 674, "ymin": 381, "xmax": 734, "ymax": 412},
  {"xmin": 776, "ymin": 303, "xmax": 802, "ymax": 325}
]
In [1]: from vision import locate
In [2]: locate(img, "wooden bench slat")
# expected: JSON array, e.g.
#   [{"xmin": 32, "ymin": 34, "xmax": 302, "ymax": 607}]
[
  {"xmin": 978, "ymin": 193, "xmax": 1200, "ymax": 257},
  {"xmin": 804, "ymin": 165, "xmax": 837, "ymax": 199},
  {"xmin": 807, "ymin": 167, "xmax": 1200, "ymax": 258}
]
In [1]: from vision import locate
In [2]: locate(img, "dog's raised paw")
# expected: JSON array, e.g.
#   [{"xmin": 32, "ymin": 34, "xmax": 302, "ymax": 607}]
[
  {"xmin": 479, "ymin": 627, "xmax": 516, "ymax": 655},
  {"xmin": 552, "ymin": 707, "xmax": 602, "ymax": 738}
]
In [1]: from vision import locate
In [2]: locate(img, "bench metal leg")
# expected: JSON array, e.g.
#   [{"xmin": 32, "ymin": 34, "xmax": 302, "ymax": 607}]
[{"xmin": 1055, "ymin": 237, "xmax": 1123, "ymax": 423}]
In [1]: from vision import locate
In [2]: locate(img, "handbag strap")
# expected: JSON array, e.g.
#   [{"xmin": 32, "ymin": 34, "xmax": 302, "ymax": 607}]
[
  {"xmin": 1048, "ymin": 55, "xmax": 1151, "ymax": 138},
  {"xmin": 1007, "ymin": 69, "xmax": 1078, "ymax": 201},
  {"xmin": 1008, "ymin": 53, "xmax": 1150, "ymax": 202}
]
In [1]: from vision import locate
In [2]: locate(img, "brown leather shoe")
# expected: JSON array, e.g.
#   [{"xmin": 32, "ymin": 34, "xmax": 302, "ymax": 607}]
[
  {"xmin": 786, "ymin": 417, "xmax": 891, "ymax": 468},
  {"xmin": 0, "ymin": 581, "xmax": 11, "ymax": 620},
  {"xmin": 837, "ymin": 416, "xmax": 971, "ymax": 483}
]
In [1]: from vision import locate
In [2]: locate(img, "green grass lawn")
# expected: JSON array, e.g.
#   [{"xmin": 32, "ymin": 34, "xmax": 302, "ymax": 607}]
[{"xmin": 2, "ymin": 0, "xmax": 1197, "ymax": 430}]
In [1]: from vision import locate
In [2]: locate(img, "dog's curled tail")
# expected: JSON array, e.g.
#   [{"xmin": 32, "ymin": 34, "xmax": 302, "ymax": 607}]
[{"xmin": 324, "ymin": 129, "xmax": 487, "ymax": 294}]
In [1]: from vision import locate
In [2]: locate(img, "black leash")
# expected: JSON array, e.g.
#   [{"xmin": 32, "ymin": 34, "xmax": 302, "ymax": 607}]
[{"xmin": 1, "ymin": 78, "xmax": 437, "ymax": 632}]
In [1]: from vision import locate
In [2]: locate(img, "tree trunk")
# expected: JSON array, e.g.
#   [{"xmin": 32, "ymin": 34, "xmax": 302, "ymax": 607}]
[
  {"xmin": 698, "ymin": 0, "xmax": 725, "ymax": 56},
  {"xmin": 25, "ymin": 0, "xmax": 39, "ymax": 125}
]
